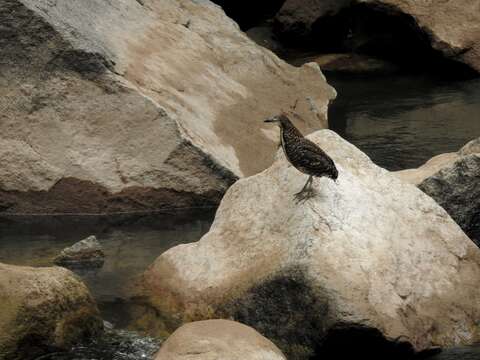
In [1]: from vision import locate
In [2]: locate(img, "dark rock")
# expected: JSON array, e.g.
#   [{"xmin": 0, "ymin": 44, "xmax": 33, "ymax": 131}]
[{"xmin": 419, "ymin": 155, "xmax": 480, "ymax": 246}]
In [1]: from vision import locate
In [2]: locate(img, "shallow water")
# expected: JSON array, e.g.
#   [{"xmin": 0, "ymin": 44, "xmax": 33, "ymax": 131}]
[
  {"xmin": 0, "ymin": 211, "xmax": 215, "ymax": 329},
  {"xmin": 328, "ymin": 74, "xmax": 480, "ymax": 170}
]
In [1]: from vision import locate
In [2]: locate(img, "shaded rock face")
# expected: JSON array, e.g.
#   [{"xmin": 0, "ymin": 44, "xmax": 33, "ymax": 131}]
[
  {"xmin": 138, "ymin": 130, "xmax": 480, "ymax": 359},
  {"xmin": 275, "ymin": 0, "xmax": 480, "ymax": 75},
  {"xmin": 155, "ymin": 320, "xmax": 287, "ymax": 360},
  {"xmin": 54, "ymin": 235, "xmax": 105, "ymax": 268},
  {"xmin": 0, "ymin": 0, "xmax": 335, "ymax": 215},
  {"xmin": 312, "ymin": 53, "xmax": 399, "ymax": 74},
  {"xmin": 396, "ymin": 139, "xmax": 480, "ymax": 246},
  {"xmin": 0, "ymin": 263, "xmax": 103, "ymax": 360},
  {"xmin": 211, "ymin": 0, "xmax": 287, "ymax": 30}
]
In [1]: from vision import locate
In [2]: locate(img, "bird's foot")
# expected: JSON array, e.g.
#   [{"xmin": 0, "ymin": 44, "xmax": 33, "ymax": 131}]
[{"xmin": 294, "ymin": 188, "xmax": 316, "ymax": 204}]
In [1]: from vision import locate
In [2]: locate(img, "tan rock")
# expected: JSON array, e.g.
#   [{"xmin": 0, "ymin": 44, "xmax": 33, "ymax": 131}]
[
  {"xmin": 155, "ymin": 320, "xmax": 286, "ymax": 360},
  {"xmin": 0, "ymin": 263, "xmax": 102, "ymax": 360},
  {"xmin": 0, "ymin": 0, "xmax": 335, "ymax": 214},
  {"xmin": 139, "ymin": 130, "xmax": 480, "ymax": 359}
]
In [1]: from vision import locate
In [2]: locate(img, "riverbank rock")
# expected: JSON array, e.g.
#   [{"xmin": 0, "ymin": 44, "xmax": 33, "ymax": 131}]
[
  {"xmin": 275, "ymin": 0, "xmax": 480, "ymax": 74},
  {"xmin": 0, "ymin": 0, "xmax": 335, "ymax": 215},
  {"xmin": 54, "ymin": 235, "xmax": 105, "ymax": 268},
  {"xmin": 396, "ymin": 138, "xmax": 480, "ymax": 246},
  {"xmin": 138, "ymin": 130, "xmax": 480, "ymax": 359},
  {"xmin": 0, "ymin": 263, "xmax": 102, "ymax": 359},
  {"xmin": 155, "ymin": 320, "xmax": 286, "ymax": 360},
  {"xmin": 313, "ymin": 53, "xmax": 399, "ymax": 74}
]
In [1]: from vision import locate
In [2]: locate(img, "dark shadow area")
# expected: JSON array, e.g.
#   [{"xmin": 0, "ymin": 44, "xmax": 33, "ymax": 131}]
[
  {"xmin": 223, "ymin": 268, "xmax": 330, "ymax": 359},
  {"xmin": 311, "ymin": 325, "xmax": 418, "ymax": 360},
  {"xmin": 467, "ymin": 207, "xmax": 480, "ymax": 247},
  {"xmin": 211, "ymin": 0, "xmax": 286, "ymax": 30},
  {"xmin": 275, "ymin": 3, "xmax": 477, "ymax": 79}
]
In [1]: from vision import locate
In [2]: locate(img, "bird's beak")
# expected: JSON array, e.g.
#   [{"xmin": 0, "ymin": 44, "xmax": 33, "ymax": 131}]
[{"xmin": 264, "ymin": 117, "xmax": 277, "ymax": 123}]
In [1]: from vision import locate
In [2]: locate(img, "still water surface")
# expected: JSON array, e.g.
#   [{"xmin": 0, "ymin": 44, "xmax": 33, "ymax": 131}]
[{"xmin": 329, "ymin": 75, "xmax": 480, "ymax": 170}]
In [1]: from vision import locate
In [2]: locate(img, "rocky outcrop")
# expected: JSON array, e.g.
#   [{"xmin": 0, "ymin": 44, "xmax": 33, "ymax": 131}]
[
  {"xmin": 0, "ymin": 263, "xmax": 102, "ymax": 360},
  {"xmin": 155, "ymin": 320, "xmax": 286, "ymax": 360},
  {"xmin": 0, "ymin": 0, "xmax": 335, "ymax": 215},
  {"xmin": 275, "ymin": 0, "xmax": 480, "ymax": 74},
  {"xmin": 138, "ymin": 130, "xmax": 480, "ymax": 359},
  {"xmin": 54, "ymin": 235, "xmax": 105, "ymax": 268},
  {"xmin": 397, "ymin": 138, "xmax": 480, "ymax": 245}
]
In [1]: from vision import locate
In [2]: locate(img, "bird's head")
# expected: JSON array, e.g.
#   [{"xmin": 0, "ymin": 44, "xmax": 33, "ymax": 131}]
[
  {"xmin": 328, "ymin": 165, "xmax": 339, "ymax": 182},
  {"xmin": 264, "ymin": 113, "xmax": 292, "ymax": 128}
]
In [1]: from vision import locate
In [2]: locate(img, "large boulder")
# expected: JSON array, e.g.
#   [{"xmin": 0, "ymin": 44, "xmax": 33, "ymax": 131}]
[
  {"xmin": 275, "ymin": 0, "xmax": 480, "ymax": 74},
  {"xmin": 0, "ymin": 0, "xmax": 335, "ymax": 215},
  {"xmin": 155, "ymin": 320, "xmax": 286, "ymax": 360},
  {"xmin": 0, "ymin": 263, "xmax": 103, "ymax": 359},
  {"xmin": 397, "ymin": 138, "xmax": 480, "ymax": 245},
  {"xmin": 138, "ymin": 130, "xmax": 480, "ymax": 359}
]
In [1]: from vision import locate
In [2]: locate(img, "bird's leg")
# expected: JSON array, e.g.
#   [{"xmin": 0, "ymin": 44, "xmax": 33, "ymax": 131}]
[{"xmin": 294, "ymin": 175, "xmax": 315, "ymax": 202}]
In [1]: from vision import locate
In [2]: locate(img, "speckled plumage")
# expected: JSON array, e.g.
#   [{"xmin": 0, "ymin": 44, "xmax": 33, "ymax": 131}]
[
  {"xmin": 280, "ymin": 120, "xmax": 337, "ymax": 179},
  {"xmin": 265, "ymin": 114, "xmax": 338, "ymax": 200}
]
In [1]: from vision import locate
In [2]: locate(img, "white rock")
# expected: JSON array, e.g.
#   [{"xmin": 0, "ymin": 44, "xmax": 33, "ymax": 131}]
[{"xmin": 140, "ymin": 130, "xmax": 480, "ymax": 358}]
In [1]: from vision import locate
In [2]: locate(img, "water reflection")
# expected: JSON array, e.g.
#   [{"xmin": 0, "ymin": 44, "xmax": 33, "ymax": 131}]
[
  {"xmin": 0, "ymin": 211, "xmax": 215, "ymax": 326},
  {"xmin": 329, "ymin": 74, "xmax": 480, "ymax": 170}
]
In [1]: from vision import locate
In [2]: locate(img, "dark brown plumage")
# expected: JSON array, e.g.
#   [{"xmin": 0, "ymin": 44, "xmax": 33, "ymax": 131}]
[{"xmin": 265, "ymin": 114, "xmax": 338, "ymax": 200}]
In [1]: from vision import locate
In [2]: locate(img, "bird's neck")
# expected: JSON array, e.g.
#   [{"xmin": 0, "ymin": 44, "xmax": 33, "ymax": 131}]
[{"xmin": 281, "ymin": 122, "xmax": 304, "ymax": 140}]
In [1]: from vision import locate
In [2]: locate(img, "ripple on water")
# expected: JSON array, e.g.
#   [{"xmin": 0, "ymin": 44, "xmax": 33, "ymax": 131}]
[{"xmin": 34, "ymin": 327, "xmax": 161, "ymax": 360}]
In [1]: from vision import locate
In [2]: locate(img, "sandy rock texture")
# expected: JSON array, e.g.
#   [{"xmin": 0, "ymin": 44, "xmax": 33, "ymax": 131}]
[
  {"xmin": 0, "ymin": 263, "xmax": 102, "ymax": 360},
  {"xmin": 275, "ymin": 0, "xmax": 480, "ymax": 73},
  {"xmin": 0, "ymin": 0, "xmax": 335, "ymax": 214},
  {"xmin": 397, "ymin": 138, "xmax": 480, "ymax": 245},
  {"xmin": 139, "ymin": 130, "xmax": 480, "ymax": 359},
  {"xmin": 155, "ymin": 320, "xmax": 286, "ymax": 360}
]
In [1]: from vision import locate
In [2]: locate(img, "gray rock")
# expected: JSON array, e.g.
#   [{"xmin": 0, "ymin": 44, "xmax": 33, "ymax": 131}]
[
  {"xmin": 396, "ymin": 138, "xmax": 480, "ymax": 245},
  {"xmin": 419, "ymin": 155, "xmax": 480, "ymax": 246},
  {"xmin": 138, "ymin": 130, "xmax": 480, "ymax": 359},
  {"xmin": 54, "ymin": 235, "xmax": 105, "ymax": 268}
]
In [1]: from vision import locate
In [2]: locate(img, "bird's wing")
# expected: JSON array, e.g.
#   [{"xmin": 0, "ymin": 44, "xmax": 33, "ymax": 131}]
[{"xmin": 294, "ymin": 138, "xmax": 336, "ymax": 173}]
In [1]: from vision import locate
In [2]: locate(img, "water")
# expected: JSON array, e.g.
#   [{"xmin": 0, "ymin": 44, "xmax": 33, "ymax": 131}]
[
  {"xmin": 328, "ymin": 74, "xmax": 480, "ymax": 170},
  {"xmin": 0, "ymin": 211, "xmax": 215, "ymax": 359},
  {"xmin": 34, "ymin": 327, "xmax": 161, "ymax": 360}
]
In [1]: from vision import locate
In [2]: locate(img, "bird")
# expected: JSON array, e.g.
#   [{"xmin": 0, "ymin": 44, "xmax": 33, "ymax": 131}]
[{"xmin": 264, "ymin": 113, "xmax": 338, "ymax": 202}]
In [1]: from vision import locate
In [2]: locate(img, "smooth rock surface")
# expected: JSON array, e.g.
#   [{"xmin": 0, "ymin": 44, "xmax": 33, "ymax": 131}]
[
  {"xmin": 0, "ymin": 0, "xmax": 335, "ymax": 214},
  {"xmin": 54, "ymin": 235, "xmax": 105, "ymax": 268},
  {"xmin": 0, "ymin": 263, "xmax": 102, "ymax": 360},
  {"xmin": 155, "ymin": 320, "xmax": 286, "ymax": 360},
  {"xmin": 396, "ymin": 139, "xmax": 480, "ymax": 245},
  {"xmin": 139, "ymin": 130, "xmax": 480, "ymax": 359},
  {"xmin": 275, "ymin": 0, "xmax": 480, "ymax": 73}
]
